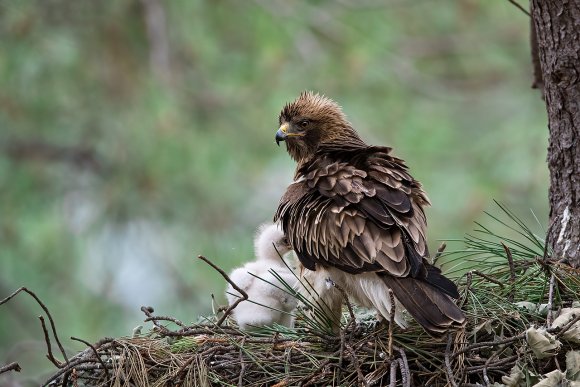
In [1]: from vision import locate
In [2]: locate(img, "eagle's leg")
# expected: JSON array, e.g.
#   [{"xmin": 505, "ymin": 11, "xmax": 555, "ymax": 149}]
[
  {"xmin": 299, "ymin": 268, "xmax": 343, "ymax": 334},
  {"xmin": 315, "ymin": 285, "xmax": 343, "ymax": 334}
]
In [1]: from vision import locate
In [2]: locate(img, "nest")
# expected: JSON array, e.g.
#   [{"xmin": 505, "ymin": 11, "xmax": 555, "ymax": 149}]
[{"xmin": 3, "ymin": 205, "xmax": 580, "ymax": 386}]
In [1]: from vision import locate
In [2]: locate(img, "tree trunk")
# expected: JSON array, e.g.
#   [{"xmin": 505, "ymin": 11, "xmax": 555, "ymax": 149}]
[{"xmin": 531, "ymin": 0, "xmax": 580, "ymax": 268}]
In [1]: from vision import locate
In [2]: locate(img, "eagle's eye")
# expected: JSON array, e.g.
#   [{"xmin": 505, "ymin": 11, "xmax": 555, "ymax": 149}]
[{"xmin": 298, "ymin": 119, "xmax": 310, "ymax": 129}]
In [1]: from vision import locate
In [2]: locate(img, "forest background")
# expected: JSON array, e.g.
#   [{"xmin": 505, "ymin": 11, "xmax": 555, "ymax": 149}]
[{"xmin": 0, "ymin": 0, "xmax": 548, "ymax": 381}]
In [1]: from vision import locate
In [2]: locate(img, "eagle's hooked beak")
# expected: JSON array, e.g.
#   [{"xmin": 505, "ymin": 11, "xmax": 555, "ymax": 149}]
[{"xmin": 275, "ymin": 123, "xmax": 289, "ymax": 146}]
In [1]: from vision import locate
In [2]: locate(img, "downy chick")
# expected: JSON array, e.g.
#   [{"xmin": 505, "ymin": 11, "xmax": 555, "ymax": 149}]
[{"xmin": 226, "ymin": 223, "xmax": 298, "ymax": 330}]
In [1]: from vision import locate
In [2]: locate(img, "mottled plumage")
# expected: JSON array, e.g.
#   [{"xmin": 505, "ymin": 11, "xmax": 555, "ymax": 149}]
[{"xmin": 274, "ymin": 91, "xmax": 465, "ymax": 335}]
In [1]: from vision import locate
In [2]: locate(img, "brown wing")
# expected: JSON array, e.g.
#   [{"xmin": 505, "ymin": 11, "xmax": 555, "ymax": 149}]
[{"xmin": 275, "ymin": 147, "xmax": 430, "ymax": 280}]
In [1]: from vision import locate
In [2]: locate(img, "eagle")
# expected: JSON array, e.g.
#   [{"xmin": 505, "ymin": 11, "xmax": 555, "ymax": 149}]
[{"xmin": 273, "ymin": 91, "xmax": 465, "ymax": 336}]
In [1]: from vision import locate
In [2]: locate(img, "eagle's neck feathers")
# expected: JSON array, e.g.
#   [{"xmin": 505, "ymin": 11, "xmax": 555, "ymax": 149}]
[{"xmin": 292, "ymin": 125, "xmax": 368, "ymax": 174}]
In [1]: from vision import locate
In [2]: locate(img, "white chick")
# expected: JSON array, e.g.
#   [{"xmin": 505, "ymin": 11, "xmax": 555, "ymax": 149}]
[{"xmin": 226, "ymin": 223, "xmax": 298, "ymax": 330}]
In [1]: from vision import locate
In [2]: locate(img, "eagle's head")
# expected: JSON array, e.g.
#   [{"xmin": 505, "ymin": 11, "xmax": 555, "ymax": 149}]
[{"xmin": 276, "ymin": 91, "xmax": 365, "ymax": 162}]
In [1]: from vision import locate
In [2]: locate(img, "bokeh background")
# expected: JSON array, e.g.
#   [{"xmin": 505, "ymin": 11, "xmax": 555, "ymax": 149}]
[{"xmin": 0, "ymin": 0, "xmax": 548, "ymax": 383}]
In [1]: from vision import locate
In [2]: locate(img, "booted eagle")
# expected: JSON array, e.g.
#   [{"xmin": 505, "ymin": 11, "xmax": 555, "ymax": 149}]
[{"xmin": 273, "ymin": 91, "xmax": 465, "ymax": 336}]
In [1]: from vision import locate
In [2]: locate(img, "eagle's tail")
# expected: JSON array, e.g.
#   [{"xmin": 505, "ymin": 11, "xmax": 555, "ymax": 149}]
[{"xmin": 385, "ymin": 276, "xmax": 466, "ymax": 336}]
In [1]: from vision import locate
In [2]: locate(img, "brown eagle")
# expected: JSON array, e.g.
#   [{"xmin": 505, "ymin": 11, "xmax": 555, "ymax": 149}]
[{"xmin": 273, "ymin": 91, "xmax": 465, "ymax": 336}]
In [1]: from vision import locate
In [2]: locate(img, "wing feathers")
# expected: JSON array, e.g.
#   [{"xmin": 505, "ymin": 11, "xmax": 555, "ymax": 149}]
[
  {"xmin": 375, "ymin": 185, "xmax": 411, "ymax": 212},
  {"xmin": 382, "ymin": 229, "xmax": 401, "ymax": 248},
  {"xmin": 424, "ymin": 265, "xmax": 461, "ymax": 299},
  {"xmin": 358, "ymin": 199, "xmax": 395, "ymax": 226},
  {"xmin": 277, "ymin": 153, "xmax": 432, "ymax": 275},
  {"xmin": 359, "ymin": 231, "xmax": 376, "ymax": 260},
  {"xmin": 335, "ymin": 179, "xmax": 350, "ymax": 195},
  {"xmin": 386, "ymin": 276, "xmax": 465, "ymax": 336},
  {"xmin": 376, "ymin": 251, "xmax": 408, "ymax": 276},
  {"xmin": 276, "ymin": 146, "xmax": 464, "ymax": 335}
]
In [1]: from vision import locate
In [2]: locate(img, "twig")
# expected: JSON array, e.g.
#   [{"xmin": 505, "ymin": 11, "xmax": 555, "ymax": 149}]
[
  {"xmin": 546, "ymin": 273, "xmax": 556, "ymax": 326},
  {"xmin": 70, "ymin": 336, "xmax": 110, "ymax": 383},
  {"xmin": 336, "ymin": 329, "xmax": 345, "ymax": 382},
  {"xmin": 238, "ymin": 337, "xmax": 247, "ymax": 387},
  {"xmin": 71, "ymin": 368, "xmax": 78, "ymax": 386},
  {"xmin": 389, "ymin": 359, "xmax": 398, "ymax": 387},
  {"xmin": 454, "ymin": 328, "xmax": 466, "ymax": 384},
  {"xmin": 300, "ymin": 359, "xmax": 333, "ymax": 386},
  {"xmin": 554, "ymin": 312, "xmax": 580, "ymax": 338},
  {"xmin": 504, "ymin": 0, "xmax": 531, "ymax": 16},
  {"xmin": 39, "ymin": 316, "xmax": 64, "ymax": 368},
  {"xmin": 396, "ymin": 346, "xmax": 410, "ymax": 387},
  {"xmin": 501, "ymin": 243, "xmax": 516, "ymax": 301},
  {"xmin": 432, "ymin": 242, "xmax": 447, "ymax": 266},
  {"xmin": 144, "ymin": 315, "xmax": 187, "ymax": 328},
  {"xmin": 461, "ymin": 271, "xmax": 473, "ymax": 308},
  {"xmin": 482, "ymin": 347, "xmax": 506, "ymax": 386},
  {"xmin": 350, "ymin": 347, "xmax": 368, "ymax": 387},
  {"xmin": 298, "ymin": 347, "xmax": 343, "ymax": 386},
  {"xmin": 414, "ymin": 359, "xmax": 431, "ymax": 374},
  {"xmin": 140, "ymin": 306, "xmax": 174, "ymax": 336},
  {"xmin": 175, "ymin": 354, "xmax": 200, "ymax": 382},
  {"xmin": 553, "ymin": 356, "xmax": 562, "ymax": 372},
  {"xmin": 470, "ymin": 270, "xmax": 505, "ymax": 287},
  {"xmin": 502, "ymin": 243, "xmax": 516, "ymax": 284},
  {"xmin": 398, "ymin": 359, "xmax": 409, "ymax": 387},
  {"xmin": 61, "ymin": 370, "xmax": 71, "ymax": 387},
  {"xmin": 197, "ymin": 255, "xmax": 248, "ymax": 327},
  {"xmin": 270, "ymin": 331, "xmax": 280, "ymax": 353},
  {"xmin": 0, "ymin": 362, "xmax": 21, "ymax": 374},
  {"xmin": 466, "ymin": 355, "xmax": 518, "ymax": 373},
  {"xmin": 41, "ymin": 354, "xmax": 115, "ymax": 387},
  {"xmin": 453, "ymin": 332, "xmax": 526, "ymax": 358},
  {"xmin": 0, "ymin": 287, "xmax": 68, "ymax": 366},
  {"xmin": 388, "ymin": 289, "xmax": 395, "ymax": 358},
  {"xmin": 445, "ymin": 332, "xmax": 459, "ymax": 387},
  {"xmin": 141, "ymin": 307, "xmax": 210, "ymax": 337},
  {"xmin": 424, "ymin": 373, "xmax": 439, "ymax": 387}
]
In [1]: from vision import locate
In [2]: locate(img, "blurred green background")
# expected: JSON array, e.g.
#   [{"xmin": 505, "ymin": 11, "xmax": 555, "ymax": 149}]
[{"xmin": 0, "ymin": 0, "xmax": 547, "ymax": 383}]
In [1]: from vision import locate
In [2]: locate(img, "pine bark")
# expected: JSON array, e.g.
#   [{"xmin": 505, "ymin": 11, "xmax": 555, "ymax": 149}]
[{"xmin": 531, "ymin": 0, "xmax": 580, "ymax": 267}]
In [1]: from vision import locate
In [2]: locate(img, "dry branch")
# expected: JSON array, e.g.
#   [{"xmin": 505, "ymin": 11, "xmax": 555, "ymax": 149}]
[
  {"xmin": 197, "ymin": 255, "xmax": 248, "ymax": 327},
  {"xmin": 0, "ymin": 287, "xmax": 68, "ymax": 367},
  {"xmin": 0, "ymin": 362, "xmax": 21, "ymax": 374},
  {"xmin": 29, "ymin": 254, "xmax": 577, "ymax": 386}
]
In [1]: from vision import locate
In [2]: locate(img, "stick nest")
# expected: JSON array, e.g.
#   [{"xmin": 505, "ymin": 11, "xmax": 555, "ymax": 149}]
[
  {"xmin": 6, "ymin": 205, "xmax": 580, "ymax": 386},
  {"xmin": 40, "ymin": 260, "xmax": 579, "ymax": 386}
]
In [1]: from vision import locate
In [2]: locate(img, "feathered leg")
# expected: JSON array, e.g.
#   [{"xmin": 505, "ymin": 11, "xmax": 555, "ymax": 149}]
[{"xmin": 298, "ymin": 267, "xmax": 343, "ymax": 333}]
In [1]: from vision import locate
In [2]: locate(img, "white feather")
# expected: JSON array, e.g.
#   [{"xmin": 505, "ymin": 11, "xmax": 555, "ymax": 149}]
[
  {"xmin": 226, "ymin": 223, "xmax": 298, "ymax": 330},
  {"xmin": 299, "ymin": 265, "xmax": 409, "ymax": 332}
]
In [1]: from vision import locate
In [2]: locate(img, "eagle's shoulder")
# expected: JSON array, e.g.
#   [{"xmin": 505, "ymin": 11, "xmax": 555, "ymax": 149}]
[
  {"xmin": 274, "ymin": 177, "xmax": 311, "ymax": 225},
  {"xmin": 277, "ymin": 144, "xmax": 431, "ymax": 277},
  {"xmin": 276, "ymin": 178, "xmax": 308, "ymax": 208},
  {"xmin": 295, "ymin": 145, "xmax": 429, "ymax": 207}
]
